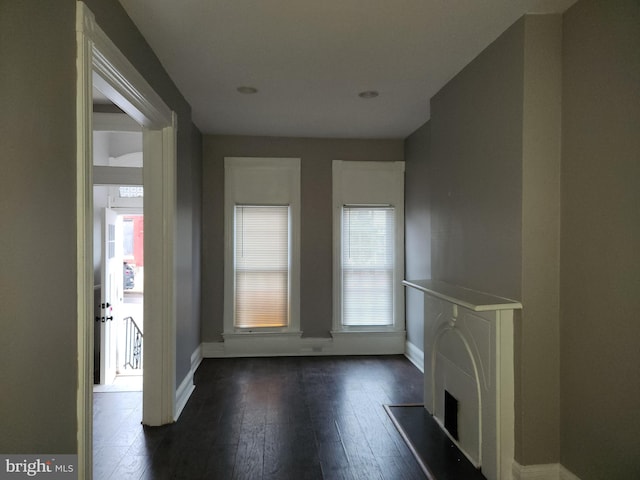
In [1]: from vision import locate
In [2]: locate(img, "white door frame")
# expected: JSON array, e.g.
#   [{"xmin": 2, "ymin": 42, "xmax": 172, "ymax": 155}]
[{"xmin": 76, "ymin": 3, "xmax": 177, "ymax": 478}]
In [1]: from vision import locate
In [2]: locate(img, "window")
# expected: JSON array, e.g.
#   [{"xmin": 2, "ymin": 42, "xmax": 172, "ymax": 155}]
[
  {"xmin": 123, "ymin": 218, "xmax": 134, "ymax": 257},
  {"xmin": 234, "ymin": 205, "xmax": 289, "ymax": 328},
  {"xmin": 332, "ymin": 160, "xmax": 405, "ymax": 332},
  {"xmin": 224, "ymin": 157, "xmax": 300, "ymax": 335},
  {"xmin": 342, "ymin": 206, "xmax": 395, "ymax": 326},
  {"xmin": 119, "ymin": 186, "xmax": 144, "ymax": 198}
]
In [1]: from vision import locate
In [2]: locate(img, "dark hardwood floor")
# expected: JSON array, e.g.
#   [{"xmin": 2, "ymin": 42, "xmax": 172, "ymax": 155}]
[{"xmin": 94, "ymin": 355, "xmax": 426, "ymax": 479}]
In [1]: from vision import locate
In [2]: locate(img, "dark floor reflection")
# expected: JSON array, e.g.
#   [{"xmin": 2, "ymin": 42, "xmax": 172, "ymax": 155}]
[{"xmin": 94, "ymin": 355, "xmax": 425, "ymax": 479}]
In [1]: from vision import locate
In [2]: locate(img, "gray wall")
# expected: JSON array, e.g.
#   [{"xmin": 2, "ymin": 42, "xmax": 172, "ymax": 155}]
[
  {"xmin": 404, "ymin": 122, "xmax": 431, "ymax": 351},
  {"xmin": 403, "ymin": 2, "xmax": 639, "ymax": 475},
  {"xmin": 202, "ymin": 135, "xmax": 404, "ymax": 341},
  {"xmin": 519, "ymin": 14, "xmax": 563, "ymax": 466},
  {"xmin": 175, "ymin": 122, "xmax": 203, "ymax": 378},
  {"xmin": 560, "ymin": 0, "xmax": 640, "ymax": 478},
  {"xmin": 430, "ymin": 19, "xmax": 524, "ymax": 300},
  {"xmin": 0, "ymin": 0, "xmax": 202, "ymax": 453},
  {"xmin": 0, "ymin": 0, "xmax": 78, "ymax": 454},
  {"xmin": 426, "ymin": 15, "xmax": 563, "ymax": 465}
]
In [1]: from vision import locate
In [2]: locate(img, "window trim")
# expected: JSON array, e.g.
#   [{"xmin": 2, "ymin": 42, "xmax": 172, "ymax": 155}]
[
  {"xmin": 332, "ymin": 160, "xmax": 405, "ymax": 334},
  {"xmin": 224, "ymin": 157, "xmax": 301, "ymax": 335}
]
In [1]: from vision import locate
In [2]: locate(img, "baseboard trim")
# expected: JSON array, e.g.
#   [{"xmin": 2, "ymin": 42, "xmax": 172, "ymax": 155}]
[
  {"xmin": 512, "ymin": 462, "xmax": 582, "ymax": 480},
  {"xmin": 201, "ymin": 341, "xmax": 226, "ymax": 358},
  {"xmin": 404, "ymin": 340, "xmax": 424, "ymax": 372},
  {"xmin": 190, "ymin": 343, "xmax": 203, "ymax": 373},
  {"xmin": 201, "ymin": 331, "xmax": 406, "ymax": 358},
  {"xmin": 174, "ymin": 345, "xmax": 202, "ymax": 421},
  {"xmin": 330, "ymin": 330, "xmax": 406, "ymax": 355},
  {"xmin": 174, "ymin": 372, "xmax": 195, "ymax": 422},
  {"xmin": 560, "ymin": 466, "xmax": 582, "ymax": 480}
]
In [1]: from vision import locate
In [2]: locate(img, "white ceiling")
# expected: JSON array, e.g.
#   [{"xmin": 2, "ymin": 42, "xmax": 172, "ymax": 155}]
[{"xmin": 119, "ymin": 0, "xmax": 576, "ymax": 139}]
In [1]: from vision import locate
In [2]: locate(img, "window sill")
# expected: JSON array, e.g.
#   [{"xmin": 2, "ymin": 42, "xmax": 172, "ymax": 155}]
[
  {"xmin": 331, "ymin": 326, "xmax": 404, "ymax": 335},
  {"xmin": 222, "ymin": 330, "xmax": 302, "ymax": 340}
]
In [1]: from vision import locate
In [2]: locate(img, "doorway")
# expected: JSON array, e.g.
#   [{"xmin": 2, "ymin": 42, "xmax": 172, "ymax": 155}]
[
  {"xmin": 92, "ymin": 117, "xmax": 145, "ymax": 392},
  {"xmin": 77, "ymin": 3, "xmax": 178, "ymax": 477},
  {"xmin": 119, "ymin": 212, "xmax": 144, "ymax": 387},
  {"xmin": 92, "ymin": 194, "xmax": 145, "ymax": 393}
]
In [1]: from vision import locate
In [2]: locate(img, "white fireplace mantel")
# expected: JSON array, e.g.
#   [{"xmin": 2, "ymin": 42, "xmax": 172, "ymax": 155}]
[
  {"xmin": 404, "ymin": 279, "xmax": 522, "ymax": 480},
  {"xmin": 403, "ymin": 279, "xmax": 522, "ymax": 312}
]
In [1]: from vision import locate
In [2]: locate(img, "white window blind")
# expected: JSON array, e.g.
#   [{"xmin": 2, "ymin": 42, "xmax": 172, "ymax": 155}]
[
  {"xmin": 342, "ymin": 206, "xmax": 395, "ymax": 326},
  {"xmin": 234, "ymin": 205, "xmax": 289, "ymax": 328}
]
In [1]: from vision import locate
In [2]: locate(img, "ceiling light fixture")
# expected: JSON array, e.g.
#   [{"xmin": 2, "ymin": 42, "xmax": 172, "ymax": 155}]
[
  {"xmin": 358, "ymin": 90, "xmax": 379, "ymax": 99},
  {"xmin": 237, "ymin": 86, "xmax": 258, "ymax": 94}
]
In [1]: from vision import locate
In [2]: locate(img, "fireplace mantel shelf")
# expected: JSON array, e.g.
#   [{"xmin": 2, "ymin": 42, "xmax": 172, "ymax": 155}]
[
  {"xmin": 403, "ymin": 279, "xmax": 522, "ymax": 312},
  {"xmin": 406, "ymin": 278, "xmax": 520, "ymax": 480}
]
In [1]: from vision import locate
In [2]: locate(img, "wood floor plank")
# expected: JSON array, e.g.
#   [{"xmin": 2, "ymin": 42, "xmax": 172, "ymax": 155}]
[
  {"xmin": 94, "ymin": 355, "xmax": 428, "ymax": 480},
  {"xmin": 233, "ymin": 422, "xmax": 265, "ymax": 480},
  {"xmin": 108, "ymin": 454, "xmax": 150, "ymax": 480},
  {"xmin": 203, "ymin": 442, "xmax": 238, "ymax": 479}
]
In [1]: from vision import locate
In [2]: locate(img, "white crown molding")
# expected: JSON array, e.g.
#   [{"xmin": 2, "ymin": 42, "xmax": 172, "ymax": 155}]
[{"xmin": 78, "ymin": 3, "xmax": 172, "ymax": 129}]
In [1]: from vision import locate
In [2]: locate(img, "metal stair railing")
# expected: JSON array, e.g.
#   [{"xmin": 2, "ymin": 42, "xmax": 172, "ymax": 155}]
[{"xmin": 123, "ymin": 316, "xmax": 143, "ymax": 370}]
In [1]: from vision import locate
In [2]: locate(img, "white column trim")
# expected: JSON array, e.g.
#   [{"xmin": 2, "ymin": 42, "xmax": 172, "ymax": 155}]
[{"xmin": 75, "ymin": 5, "xmax": 94, "ymax": 477}]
